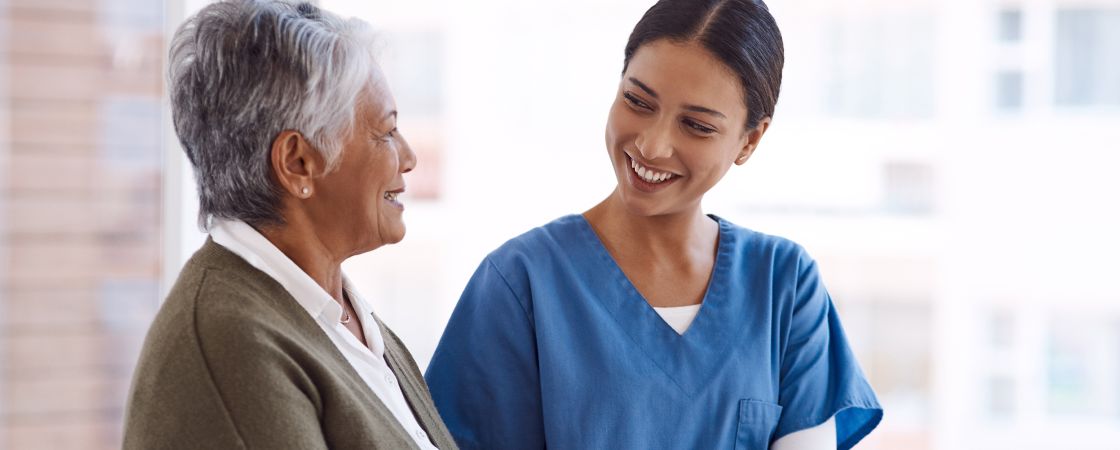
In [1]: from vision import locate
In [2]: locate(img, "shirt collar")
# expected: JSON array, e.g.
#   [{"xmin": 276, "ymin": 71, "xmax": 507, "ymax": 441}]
[
  {"xmin": 343, "ymin": 282, "xmax": 385, "ymax": 356},
  {"xmin": 208, "ymin": 219, "xmax": 383, "ymax": 352},
  {"xmin": 209, "ymin": 219, "xmax": 386, "ymax": 357}
]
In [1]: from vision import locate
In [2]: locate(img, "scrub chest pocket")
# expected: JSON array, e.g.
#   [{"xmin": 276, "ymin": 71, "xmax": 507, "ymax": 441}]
[{"xmin": 735, "ymin": 399, "xmax": 783, "ymax": 450}]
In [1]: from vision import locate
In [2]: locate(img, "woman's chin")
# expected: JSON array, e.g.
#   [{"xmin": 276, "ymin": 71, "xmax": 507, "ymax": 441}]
[
  {"xmin": 615, "ymin": 187, "xmax": 665, "ymax": 216},
  {"xmin": 379, "ymin": 223, "xmax": 407, "ymax": 246},
  {"xmin": 384, "ymin": 232, "xmax": 405, "ymax": 245},
  {"xmin": 349, "ymin": 223, "xmax": 406, "ymax": 255}
]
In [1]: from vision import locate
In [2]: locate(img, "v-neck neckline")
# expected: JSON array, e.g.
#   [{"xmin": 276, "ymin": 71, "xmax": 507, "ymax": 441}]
[{"xmin": 572, "ymin": 214, "xmax": 739, "ymax": 396}]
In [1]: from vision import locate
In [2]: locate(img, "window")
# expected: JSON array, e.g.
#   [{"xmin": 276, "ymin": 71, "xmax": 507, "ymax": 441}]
[
  {"xmin": 988, "ymin": 309, "xmax": 1016, "ymax": 350},
  {"xmin": 822, "ymin": 12, "xmax": 937, "ymax": 119},
  {"xmin": 995, "ymin": 70, "xmax": 1024, "ymax": 111},
  {"xmin": 1055, "ymin": 9, "xmax": 1120, "ymax": 107},
  {"xmin": 987, "ymin": 376, "xmax": 1017, "ymax": 418},
  {"xmin": 997, "ymin": 8, "xmax": 1023, "ymax": 43},
  {"xmin": 1046, "ymin": 314, "xmax": 1120, "ymax": 418}
]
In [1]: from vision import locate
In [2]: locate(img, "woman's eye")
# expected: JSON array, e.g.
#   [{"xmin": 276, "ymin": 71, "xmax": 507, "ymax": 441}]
[
  {"xmin": 381, "ymin": 128, "xmax": 398, "ymax": 141},
  {"xmin": 623, "ymin": 92, "xmax": 651, "ymax": 111},
  {"xmin": 683, "ymin": 119, "xmax": 716, "ymax": 135}
]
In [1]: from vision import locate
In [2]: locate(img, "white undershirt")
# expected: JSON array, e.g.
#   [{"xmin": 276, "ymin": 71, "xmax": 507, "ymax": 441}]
[
  {"xmin": 210, "ymin": 219, "xmax": 437, "ymax": 449},
  {"xmin": 652, "ymin": 304, "xmax": 837, "ymax": 449},
  {"xmin": 652, "ymin": 304, "xmax": 703, "ymax": 335}
]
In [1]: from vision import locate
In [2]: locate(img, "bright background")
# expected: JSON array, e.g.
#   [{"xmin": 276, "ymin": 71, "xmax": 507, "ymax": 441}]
[{"xmin": 1, "ymin": 0, "xmax": 1119, "ymax": 448}]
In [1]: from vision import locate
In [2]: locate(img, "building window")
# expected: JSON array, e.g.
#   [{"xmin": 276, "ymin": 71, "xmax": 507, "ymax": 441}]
[
  {"xmin": 988, "ymin": 309, "xmax": 1016, "ymax": 350},
  {"xmin": 1055, "ymin": 9, "xmax": 1120, "ymax": 107},
  {"xmin": 995, "ymin": 70, "xmax": 1024, "ymax": 111},
  {"xmin": 1046, "ymin": 314, "xmax": 1120, "ymax": 418},
  {"xmin": 997, "ymin": 8, "xmax": 1023, "ymax": 42},
  {"xmin": 822, "ymin": 12, "xmax": 937, "ymax": 119},
  {"xmin": 987, "ymin": 376, "xmax": 1017, "ymax": 418}
]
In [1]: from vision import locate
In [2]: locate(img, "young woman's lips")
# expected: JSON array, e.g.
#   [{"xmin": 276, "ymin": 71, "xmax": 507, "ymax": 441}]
[{"xmin": 626, "ymin": 155, "xmax": 678, "ymax": 193}]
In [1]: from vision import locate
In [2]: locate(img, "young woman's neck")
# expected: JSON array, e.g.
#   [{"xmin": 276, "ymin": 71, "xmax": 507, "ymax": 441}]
[{"xmin": 583, "ymin": 189, "xmax": 719, "ymax": 258}]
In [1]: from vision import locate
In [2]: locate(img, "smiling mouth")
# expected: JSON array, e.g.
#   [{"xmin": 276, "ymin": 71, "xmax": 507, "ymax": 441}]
[
  {"xmin": 383, "ymin": 189, "xmax": 404, "ymax": 209},
  {"xmin": 628, "ymin": 155, "xmax": 678, "ymax": 184}
]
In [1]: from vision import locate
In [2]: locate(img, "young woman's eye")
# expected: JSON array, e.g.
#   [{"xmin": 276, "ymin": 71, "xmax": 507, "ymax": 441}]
[
  {"xmin": 623, "ymin": 92, "xmax": 651, "ymax": 111},
  {"xmin": 683, "ymin": 119, "xmax": 716, "ymax": 135}
]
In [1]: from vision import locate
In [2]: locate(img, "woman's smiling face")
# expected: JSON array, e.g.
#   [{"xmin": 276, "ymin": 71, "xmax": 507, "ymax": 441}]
[
  {"xmin": 308, "ymin": 63, "xmax": 416, "ymax": 255},
  {"xmin": 605, "ymin": 38, "xmax": 765, "ymax": 217}
]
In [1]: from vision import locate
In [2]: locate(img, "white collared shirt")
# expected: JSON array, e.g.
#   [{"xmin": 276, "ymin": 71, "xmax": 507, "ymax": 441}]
[{"xmin": 210, "ymin": 219, "xmax": 437, "ymax": 449}]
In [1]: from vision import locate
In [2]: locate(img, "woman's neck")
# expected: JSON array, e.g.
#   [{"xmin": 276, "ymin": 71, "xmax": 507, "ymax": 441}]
[
  {"xmin": 256, "ymin": 215, "xmax": 346, "ymax": 302},
  {"xmin": 582, "ymin": 190, "xmax": 719, "ymax": 261}
]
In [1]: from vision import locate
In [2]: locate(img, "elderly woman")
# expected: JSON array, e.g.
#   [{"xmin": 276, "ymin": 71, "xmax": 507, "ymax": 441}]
[{"xmin": 123, "ymin": 1, "xmax": 455, "ymax": 449}]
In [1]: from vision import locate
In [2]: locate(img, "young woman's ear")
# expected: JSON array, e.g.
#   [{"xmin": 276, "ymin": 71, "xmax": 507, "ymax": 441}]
[{"xmin": 735, "ymin": 117, "xmax": 771, "ymax": 166}]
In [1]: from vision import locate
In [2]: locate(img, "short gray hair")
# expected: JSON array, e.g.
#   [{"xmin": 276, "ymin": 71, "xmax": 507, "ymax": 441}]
[{"xmin": 169, "ymin": 0, "xmax": 377, "ymax": 228}]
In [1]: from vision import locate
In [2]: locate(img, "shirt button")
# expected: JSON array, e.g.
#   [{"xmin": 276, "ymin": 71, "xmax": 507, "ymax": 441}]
[
  {"xmin": 385, "ymin": 374, "xmax": 396, "ymax": 385},
  {"xmin": 414, "ymin": 429, "xmax": 426, "ymax": 441}
]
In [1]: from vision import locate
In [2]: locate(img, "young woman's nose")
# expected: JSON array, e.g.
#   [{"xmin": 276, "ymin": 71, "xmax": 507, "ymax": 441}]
[{"xmin": 633, "ymin": 120, "xmax": 674, "ymax": 161}]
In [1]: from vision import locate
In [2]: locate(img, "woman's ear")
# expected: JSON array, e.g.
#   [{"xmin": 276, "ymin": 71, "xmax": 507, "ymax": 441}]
[
  {"xmin": 735, "ymin": 117, "xmax": 771, "ymax": 166},
  {"xmin": 270, "ymin": 130, "xmax": 322, "ymax": 199}
]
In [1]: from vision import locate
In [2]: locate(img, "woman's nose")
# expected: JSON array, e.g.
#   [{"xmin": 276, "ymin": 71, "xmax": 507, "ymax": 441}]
[
  {"xmin": 399, "ymin": 133, "xmax": 417, "ymax": 174},
  {"xmin": 634, "ymin": 122, "xmax": 673, "ymax": 160}
]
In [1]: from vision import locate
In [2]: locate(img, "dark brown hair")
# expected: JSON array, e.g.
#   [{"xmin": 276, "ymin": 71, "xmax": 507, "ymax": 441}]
[{"xmin": 623, "ymin": 0, "xmax": 784, "ymax": 130}]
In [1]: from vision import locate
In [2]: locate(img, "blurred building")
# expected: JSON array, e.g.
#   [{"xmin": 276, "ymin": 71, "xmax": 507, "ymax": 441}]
[
  {"xmin": 718, "ymin": 1, "xmax": 1120, "ymax": 449},
  {"xmin": 0, "ymin": 0, "xmax": 164, "ymax": 448}
]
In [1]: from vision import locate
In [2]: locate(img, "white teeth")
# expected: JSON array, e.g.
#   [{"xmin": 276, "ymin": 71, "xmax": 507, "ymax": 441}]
[
  {"xmin": 384, "ymin": 192, "xmax": 399, "ymax": 202},
  {"xmin": 630, "ymin": 157, "xmax": 672, "ymax": 184}
]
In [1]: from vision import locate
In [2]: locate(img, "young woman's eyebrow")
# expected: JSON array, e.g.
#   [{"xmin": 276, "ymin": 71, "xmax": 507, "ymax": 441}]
[
  {"xmin": 629, "ymin": 77, "xmax": 726, "ymax": 119},
  {"xmin": 684, "ymin": 104, "xmax": 726, "ymax": 119},
  {"xmin": 628, "ymin": 77, "xmax": 658, "ymax": 99}
]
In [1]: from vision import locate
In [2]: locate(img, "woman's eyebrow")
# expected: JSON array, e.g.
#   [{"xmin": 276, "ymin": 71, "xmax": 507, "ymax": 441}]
[
  {"xmin": 628, "ymin": 77, "xmax": 658, "ymax": 99},
  {"xmin": 373, "ymin": 110, "xmax": 397, "ymax": 129},
  {"xmin": 684, "ymin": 104, "xmax": 726, "ymax": 119},
  {"xmin": 629, "ymin": 77, "xmax": 726, "ymax": 119}
]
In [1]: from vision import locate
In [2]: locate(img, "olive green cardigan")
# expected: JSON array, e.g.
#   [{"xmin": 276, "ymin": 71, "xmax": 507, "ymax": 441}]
[{"xmin": 123, "ymin": 239, "xmax": 457, "ymax": 449}]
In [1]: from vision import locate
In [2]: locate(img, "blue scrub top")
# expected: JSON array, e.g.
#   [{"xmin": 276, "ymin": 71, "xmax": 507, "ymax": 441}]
[{"xmin": 425, "ymin": 215, "xmax": 882, "ymax": 450}]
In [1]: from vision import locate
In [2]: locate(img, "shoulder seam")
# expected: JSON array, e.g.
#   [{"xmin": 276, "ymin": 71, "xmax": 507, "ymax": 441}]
[{"xmin": 485, "ymin": 258, "xmax": 534, "ymax": 324}]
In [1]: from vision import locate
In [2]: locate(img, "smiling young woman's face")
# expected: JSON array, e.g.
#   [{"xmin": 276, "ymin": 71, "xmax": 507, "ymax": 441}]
[{"xmin": 605, "ymin": 38, "xmax": 762, "ymax": 217}]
